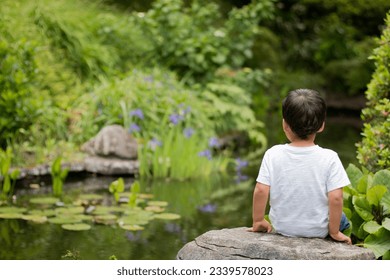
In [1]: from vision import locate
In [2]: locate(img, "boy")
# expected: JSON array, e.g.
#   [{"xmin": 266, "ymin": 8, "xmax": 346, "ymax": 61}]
[{"xmin": 250, "ymin": 88, "xmax": 351, "ymax": 244}]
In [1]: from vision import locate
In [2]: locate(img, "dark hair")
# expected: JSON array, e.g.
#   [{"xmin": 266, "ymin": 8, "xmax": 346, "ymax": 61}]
[{"xmin": 282, "ymin": 89, "xmax": 327, "ymax": 140}]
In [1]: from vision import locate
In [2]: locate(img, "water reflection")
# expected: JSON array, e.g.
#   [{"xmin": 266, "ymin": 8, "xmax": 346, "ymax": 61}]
[{"xmin": 0, "ymin": 174, "xmax": 254, "ymax": 260}]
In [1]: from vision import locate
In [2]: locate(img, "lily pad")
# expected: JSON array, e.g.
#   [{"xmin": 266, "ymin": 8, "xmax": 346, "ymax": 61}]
[
  {"xmin": 62, "ymin": 223, "xmax": 91, "ymax": 231},
  {"xmin": 73, "ymin": 214, "xmax": 94, "ymax": 221},
  {"xmin": 55, "ymin": 206, "xmax": 84, "ymax": 215},
  {"xmin": 94, "ymin": 214, "xmax": 117, "ymax": 225},
  {"xmin": 147, "ymin": 201, "xmax": 168, "ymax": 207},
  {"xmin": 22, "ymin": 215, "xmax": 48, "ymax": 223},
  {"xmin": 48, "ymin": 216, "xmax": 82, "ymax": 224},
  {"xmin": 138, "ymin": 193, "xmax": 154, "ymax": 199},
  {"xmin": 154, "ymin": 213, "xmax": 181, "ymax": 220},
  {"xmin": 78, "ymin": 194, "xmax": 104, "ymax": 201},
  {"xmin": 120, "ymin": 224, "xmax": 144, "ymax": 231},
  {"xmin": 123, "ymin": 209, "xmax": 154, "ymax": 219},
  {"xmin": 0, "ymin": 212, "xmax": 23, "ymax": 219},
  {"xmin": 0, "ymin": 207, "xmax": 27, "ymax": 214},
  {"xmin": 145, "ymin": 206, "xmax": 165, "ymax": 213},
  {"xmin": 30, "ymin": 197, "xmax": 59, "ymax": 205},
  {"xmin": 29, "ymin": 209, "xmax": 56, "ymax": 217},
  {"xmin": 92, "ymin": 206, "xmax": 125, "ymax": 215}
]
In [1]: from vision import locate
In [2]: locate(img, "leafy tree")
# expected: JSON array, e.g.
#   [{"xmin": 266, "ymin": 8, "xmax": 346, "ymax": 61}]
[{"xmin": 356, "ymin": 13, "xmax": 390, "ymax": 172}]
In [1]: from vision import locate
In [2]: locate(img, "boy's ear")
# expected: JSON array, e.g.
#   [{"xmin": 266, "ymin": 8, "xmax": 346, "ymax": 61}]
[{"xmin": 317, "ymin": 122, "xmax": 325, "ymax": 133}]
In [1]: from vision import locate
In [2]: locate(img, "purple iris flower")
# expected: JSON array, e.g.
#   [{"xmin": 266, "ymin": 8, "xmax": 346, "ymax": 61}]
[
  {"xmin": 183, "ymin": 127, "xmax": 194, "ymax": 138},
  {"xmin": 129, "ymin": 108, "xmax": 144, "ymax": 120},
  {"xmin": 128, "ymin": 123, "xmax": 141, "ymax": 133},
  {"xmin": 198, "ymin": 203, "xmax": 217, "ymax": 213},
  {"xmin": 148, "ymin": 138, "xmax": 162, "ymax": 150},
  {"xmin": 235, "ymin": 158, "xmax": 248, "ymax": 170},
  {"xmin": 208, "ymin": 137, "xmax": 220, "ymax": 148},
  {"xmin": 198, "ymin": 149, "xmax": 212, "ymax": 160},
  {"xmin": 169, "ymin": 113, "xmax": 184, "ymax": 125}
]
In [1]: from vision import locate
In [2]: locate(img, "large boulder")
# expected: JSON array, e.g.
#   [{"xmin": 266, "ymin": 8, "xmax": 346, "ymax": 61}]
[
  {"xmin": 177, "ymin": 227, "xmax": 375, "ymax": 260},
  {"xmin": 81, "ymin": 125, "xmax": 138, "ymax": 159},
  {"xmin": 81, "ymin": 125, "xmax": 138, "ymax": 175}
]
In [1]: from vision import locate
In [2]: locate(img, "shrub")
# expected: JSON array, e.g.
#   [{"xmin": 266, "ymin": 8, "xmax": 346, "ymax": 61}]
[
  {"xmin": 134, "ymin": 0, "xmax": 274, "ymax": 81},
  {"xmin": 344, "ymin": 164, "xmax": 390, "ymax": 259},
  {"xmin": 0, "ymin": 27, "xmax": 41, "ymax": 147},
  {"xmin": 356, "ymin": 13, "xmax": 390, "ymax": 172}
]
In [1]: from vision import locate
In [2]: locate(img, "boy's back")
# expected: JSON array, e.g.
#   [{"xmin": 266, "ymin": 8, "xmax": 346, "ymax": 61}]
[
  {"xmin": 257, "ymin": 144, "xmax": 350, "ymax": 237},
  {"xmin": 250, "ymin": 88, "xmax": 351, "ymax": 244}
]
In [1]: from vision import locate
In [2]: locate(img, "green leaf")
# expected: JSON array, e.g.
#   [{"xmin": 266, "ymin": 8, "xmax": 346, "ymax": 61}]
[
  {"xmin": 383, "ymin": 218, "xmax": 390, "ymax": 231},
  {"xmin": 62, "ymin": 223, "xmax": 91, "ymax": 231},
  {"xmin": 364, "ymin": 228, "xmax": 390, "ymax": 259},
  {"xmin": 120, "ymin": 224, "xmax": 144, "ymax": 231},
  {"xmin": 382, "ymin": 192, "xmax": 390, "ymax": 214},
  {"xmin": 357, "ymin": 174, "xmax": 368, "ymax": 194},
  {"xmin": 154, "ymin": 213, "xmax": 181, "ymax": 220},
  {"xmin": 363, "ymin": 221, "xmax": 382, "ymax": 234},
  {"xmin": 0, "ymin": 207, "xmax": 27, "ymax": 213},
  {"xmin": 383, "ymin": 250, "xmax": 390, "ymax": 260},
  {"xmin": 51, "ymin": 157, "xmax": 62, "ymax": 174},
  {"xmin": 353, "ymin": 196, "xmax": 374, "ymax": 221},
  {"xmin": 366, "ymin": 185, "xmax": 387, "ymax": 207},
  {"xmin": 372, "ymin": 170, "xmax": 390, "ymax": 190},
  {"xmin": 30, "ymin": 197, "xmax": 59, "ymax": 205},
  {"xmin": 346, "ymin": 164, "xmax": 363, "ymax": 190}
]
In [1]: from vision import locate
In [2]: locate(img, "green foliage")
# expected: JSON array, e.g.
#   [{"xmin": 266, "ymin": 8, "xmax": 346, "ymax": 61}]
[
  {"xmin": 357, "ymin": 13, "xmax": 390, "ymax": 172},
  {"xmin": 128, "ymin": 181, "xmax": 140, "ymax": 208},
  {"xmin": 344, "ymin": 164, "xmax": 390, "ymax": 259},
  {"xmin": 50, "ymin": 157, "xmax": 69, "ymax": 198},
  {"xmin": 0, "ymin": 147, "xmax": 20, "ymax": 200},
  {"xmin": 134, "ymin": 0, "xmax": 274, "ymax": 81},
  {"xmin": 0, "ymin": 28, "xmax": 41, "ymax": 147},
  {"xmin": 108, "ymin": 178, "xmax": 125, "ymax": 203}
]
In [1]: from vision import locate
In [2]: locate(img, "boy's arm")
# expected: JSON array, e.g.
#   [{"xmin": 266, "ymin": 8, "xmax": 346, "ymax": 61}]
[
  {"xmin": 249, "ymin": 182, "xmax": 272, "ymax": 233},
  {"xmin": 328, "ymin": 188, "xmax": 351, "ymax": 244}
]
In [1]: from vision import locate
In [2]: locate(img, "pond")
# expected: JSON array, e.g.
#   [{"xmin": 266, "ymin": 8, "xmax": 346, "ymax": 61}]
[
  {"xmin": 0, "ymin": 120, "xmax": 361, "ymax": 260},
  {"xmin": 0, "ymin": 174, "xmax": 253, "ymax": 260}
]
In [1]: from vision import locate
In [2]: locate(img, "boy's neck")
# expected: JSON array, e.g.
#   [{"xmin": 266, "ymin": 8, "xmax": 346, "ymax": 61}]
[{"xmin": 288, "ymin": 134, "xmax": 317, "ymax": 147}]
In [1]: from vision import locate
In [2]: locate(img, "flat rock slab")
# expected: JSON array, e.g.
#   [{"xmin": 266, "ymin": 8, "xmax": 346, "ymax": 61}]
[{"xmin": 177, "ymin": 227, "xmax": 375, "ymax": 260}]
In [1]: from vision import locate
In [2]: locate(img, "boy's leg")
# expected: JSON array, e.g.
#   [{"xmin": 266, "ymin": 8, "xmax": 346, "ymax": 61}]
[{"xmin": 339, "ymin": 212, "xmax": 350, "ymax": 232}]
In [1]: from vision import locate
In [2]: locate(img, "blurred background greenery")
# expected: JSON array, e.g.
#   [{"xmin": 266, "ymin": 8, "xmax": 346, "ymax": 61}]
[{"xmin": 1, "ymin": 0, "xmax": 389, "ymax": 174}]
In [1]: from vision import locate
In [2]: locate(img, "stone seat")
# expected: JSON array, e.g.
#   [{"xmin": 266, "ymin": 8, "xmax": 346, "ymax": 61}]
[{"xmin": 176, "ymin": 227, "xmax": 375, "ymax": 260}]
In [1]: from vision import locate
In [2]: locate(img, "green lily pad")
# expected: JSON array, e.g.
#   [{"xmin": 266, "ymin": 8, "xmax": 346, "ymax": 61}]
[
  {"xmin": 154, "ymin": 213, "xmax": 181, "ymax": 220},
  {"xmin": 120, "ymin": 224, "xmax": 144, "ymax": 231},
  {"xmin": 78, "ymin": 194, "xmax": 104, "ymax": 201},
  {"xmin": 138, "ymin": 193, "xmax": 154, "ymax": 199},
  {"xmin": 30, "ymin": 197, "xmax": 59, "ymax": 205},
  {"xmin": 92, "ymin": 206, "xmax": 125, "ymax": 215},
  {"xmin": 0, "ymin": 212, "xmax": 23, "ymax": 219},
  {"xmin": 22, "ymin": 215, "xmax": 48, "ymax": 223},
  {"xmin": 123, "ymin": 209, "xmax": 154, "ymax": 219},
  {"xmin": 73, "ymin": 214, "xmax": 94, "ymax": 221},
  {"xmin": 0, "ymin": 207, "xmax": 27, "ymax": 214},
  {"xmin": 145, "ymin": 206, "xmax": 165, "ymax": 213},
  {"xmin": 48, "ymin": 216, "xmax": 82, "ymax": 224},
  {"xmin": 28, "ymin": 209, "xmax": 55, "ymax": 217},
  {"xmin": 62, "ymin": 223, "xmax": 91, "ymax": 231},
  {"xmin": 94, "ymin": 214, "xmax": 117, "ymax": 224},
  {"xmin": 56, "ymin": 206, "xmax": 84, "ymax": 215},
  {"xmin": 147, "ymin": 201, "xmax": 168, "ymax": 207}
]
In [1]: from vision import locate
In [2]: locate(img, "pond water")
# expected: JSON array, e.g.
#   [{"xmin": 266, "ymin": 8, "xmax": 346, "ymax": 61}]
[
  {"xmin": 0, "ymin": 120, "xmax": 361, "ymax": 260},
  {"xmin": 0, "ymin": 175, "xmax": 253, "ymax": 260}
]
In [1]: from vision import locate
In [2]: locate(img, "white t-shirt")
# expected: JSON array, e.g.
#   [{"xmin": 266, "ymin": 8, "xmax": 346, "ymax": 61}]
[{"xmin": 256, "ymin": 144, "xmax": 350, "ymax": 238}]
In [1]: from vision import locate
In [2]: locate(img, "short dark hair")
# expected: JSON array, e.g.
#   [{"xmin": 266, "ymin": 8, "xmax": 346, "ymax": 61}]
[{"xmin": 282, "ymin": 89, "xmax": 327, "ymax": 140}]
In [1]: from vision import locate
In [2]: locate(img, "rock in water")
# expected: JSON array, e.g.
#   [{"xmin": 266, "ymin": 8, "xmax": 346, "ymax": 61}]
[{"xmin": 176, "ymin": 227, "xmax": 375, "ymax": 260}]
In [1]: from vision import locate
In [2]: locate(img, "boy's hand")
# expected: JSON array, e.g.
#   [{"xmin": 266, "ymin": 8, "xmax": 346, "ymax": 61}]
[
  {"xmin": 248, "ymin": 220, "xmax": 272, "ymax": 233},
  {"xmin": 330, "ymin": 231, "xmax": 352, "ymax": 245}
]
